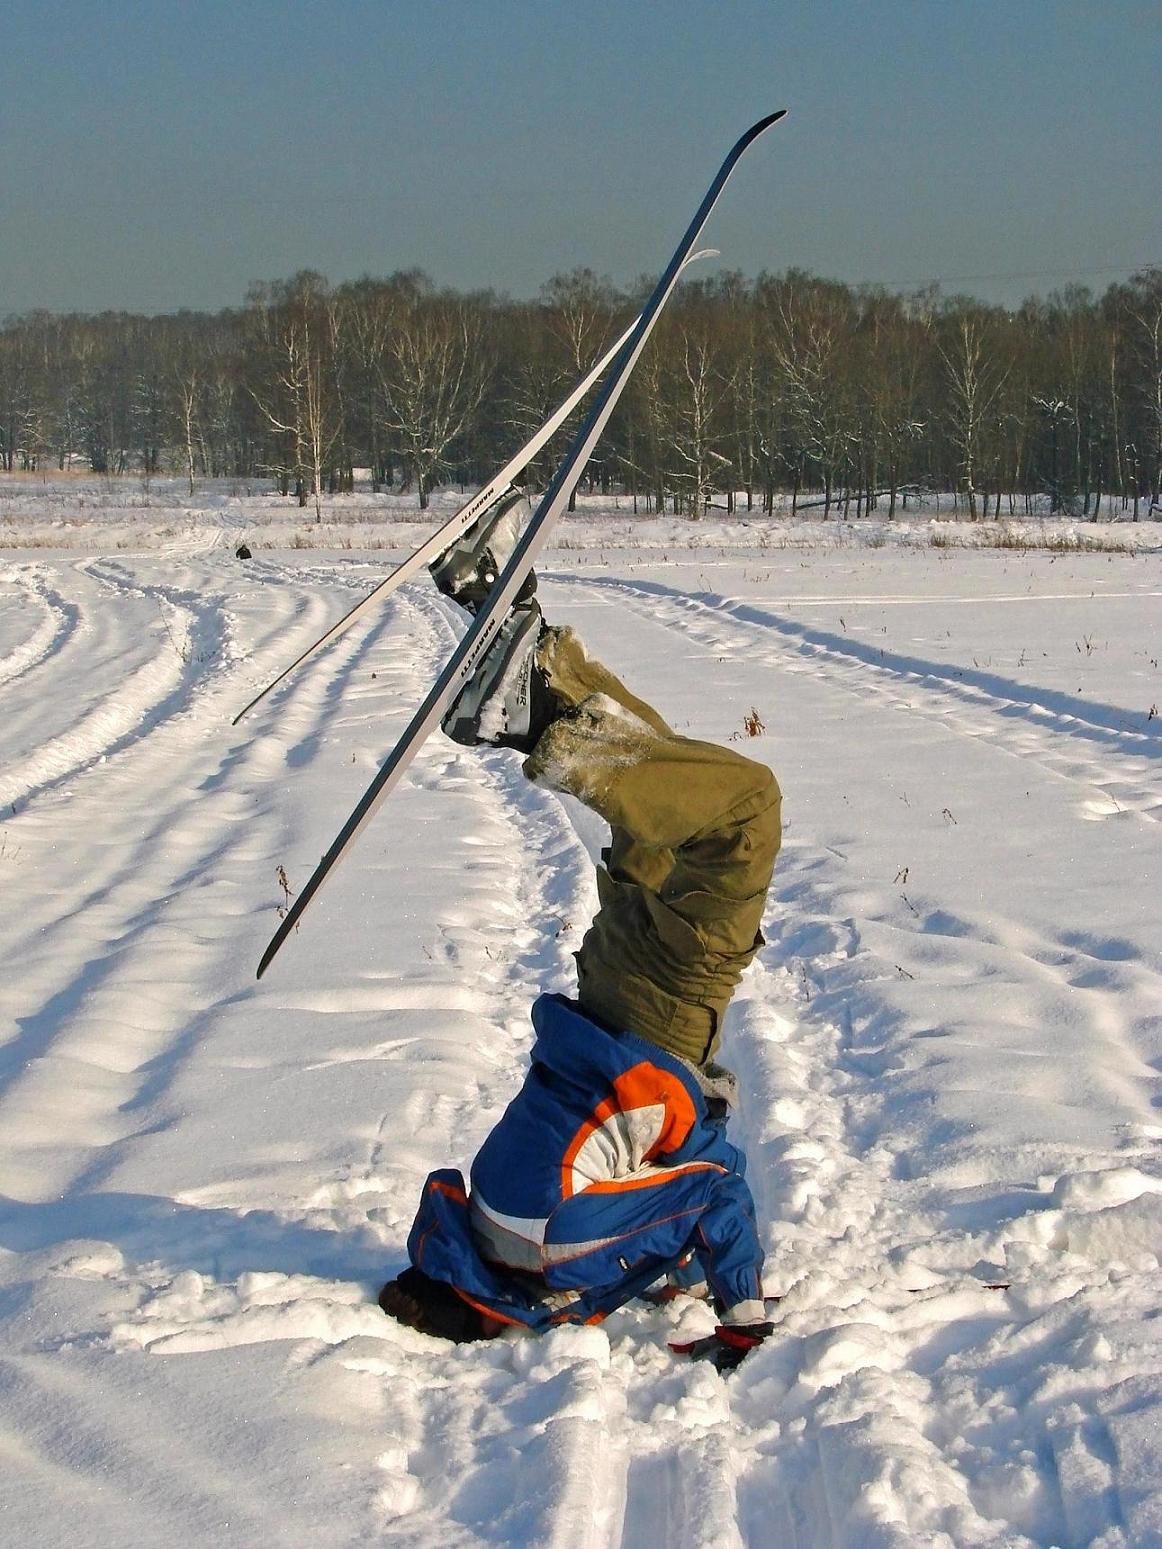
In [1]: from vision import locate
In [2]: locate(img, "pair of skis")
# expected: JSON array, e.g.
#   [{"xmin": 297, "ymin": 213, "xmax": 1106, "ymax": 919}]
[
  {"xmin": 234, "ymin": 243, "xmax": 731, "ymax": 728},
  {"xmin": 234, "ymin": 320, "xmax": 651, "ymax": 728},
  {"xmin": 254, "ymin": 111, "xmax": 787, "ymax": 980}
]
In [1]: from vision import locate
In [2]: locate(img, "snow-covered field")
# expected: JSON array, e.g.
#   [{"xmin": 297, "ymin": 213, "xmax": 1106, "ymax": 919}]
[{"xmin": 2, "ymin": 483, "xmax": 1160, "ymax": 1548}]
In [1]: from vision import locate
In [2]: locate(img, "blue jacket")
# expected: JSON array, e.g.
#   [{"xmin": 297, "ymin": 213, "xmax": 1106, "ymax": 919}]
[{"xmin": 407, "ymin": 994, "xmax": 765, "ymax": 1329}]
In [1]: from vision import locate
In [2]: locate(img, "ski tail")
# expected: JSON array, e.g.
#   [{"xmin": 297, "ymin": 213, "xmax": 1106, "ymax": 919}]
[{"xmin": 256, "ymin": 111, "xmax": 787, "ymax": 979}]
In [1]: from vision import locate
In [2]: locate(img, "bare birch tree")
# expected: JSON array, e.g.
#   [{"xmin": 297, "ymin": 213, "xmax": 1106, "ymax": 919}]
[
  {"xmin": 939, "ymin": 315, "xmax": 1011, "ymax": 520},
  {"xmin": 248, "ymin": 273, "xmax": 339, "ymax": 518},
  {"xmin": 378, "ymin": 294, "xmax": 491, "ymax": 509}
]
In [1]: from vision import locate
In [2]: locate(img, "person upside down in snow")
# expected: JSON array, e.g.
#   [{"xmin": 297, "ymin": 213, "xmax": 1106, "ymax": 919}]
[{"xmin": 378, "ymin": 493, "xmax": 781, "ymax": 1371}]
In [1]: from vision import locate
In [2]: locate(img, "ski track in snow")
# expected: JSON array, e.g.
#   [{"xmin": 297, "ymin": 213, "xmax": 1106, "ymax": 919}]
[
  {"xmin": 1, "ymin": 536, "xmax": 1160, "ymax": 1548},
  {"xmin": 0, "ymin": 565, "xmax": 401, "ymax": 1199},
  {"xmin": 550, "ymin": 571, "xmax": 1162, "ymax": 826}
]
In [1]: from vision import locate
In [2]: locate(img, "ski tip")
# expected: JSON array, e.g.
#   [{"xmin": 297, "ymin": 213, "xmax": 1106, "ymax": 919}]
[{"xmin": 733, "ymin": 110, "xmax": 787, "ymax": 156}]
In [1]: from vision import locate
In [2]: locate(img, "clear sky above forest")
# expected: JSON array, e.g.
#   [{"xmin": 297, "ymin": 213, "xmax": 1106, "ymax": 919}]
[{"xmin": 2, "ymin": 0, "xmax": 1159, "ymax": 315}]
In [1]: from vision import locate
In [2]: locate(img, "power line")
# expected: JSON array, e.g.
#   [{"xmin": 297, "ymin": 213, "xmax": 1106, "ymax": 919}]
[{"xmin": 866, "ymin": 262, "xmax": 1158, "ymax": 289}]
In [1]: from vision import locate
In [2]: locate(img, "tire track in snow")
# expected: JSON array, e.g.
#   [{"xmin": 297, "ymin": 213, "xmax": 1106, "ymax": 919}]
[
  {"xmin": 554, "ymin": 573, "xmax": 1162, "ymax": 826},
  {"xmin": 718, "ymin": 938, "xmax": 1005, "ymax": 1547},
  {"xmin": 0, "ymin": 562, "xmax": 428, "ymax": 1538},
  {"xmin": 0, "ymin": 559, "xmax": 407, "ymax": 1197},
  {"xmin": 0, "ymin": 557, "xmax": 229, "ymax": 812},
  {"xmin": 0, "ymin": 564, "xmax": 80, "ymax": 688},
  {"xmin": 1, "ymin": 550, "xmax": 379, "ymax": 817},
  {"xmin": 225, "ymin": 552, "xmax": 418, "ymax": 725},
  {"xmin": 748, "ymin": 916, "xmax": 1156, "ymax": 1548}
]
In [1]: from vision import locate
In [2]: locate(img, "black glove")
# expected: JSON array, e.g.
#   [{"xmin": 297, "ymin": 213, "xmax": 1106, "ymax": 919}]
[{"xmin": 670, "ymin": 1321, "xmax": 774, "ymax": 1372}]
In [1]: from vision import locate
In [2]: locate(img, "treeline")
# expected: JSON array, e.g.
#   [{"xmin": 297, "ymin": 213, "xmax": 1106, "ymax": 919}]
[{"xmin": 1, "ymin": 266, "xmax": 1160, "ymax": 519}]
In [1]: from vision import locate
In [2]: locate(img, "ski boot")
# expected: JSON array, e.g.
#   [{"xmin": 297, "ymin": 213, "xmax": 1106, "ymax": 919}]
[
  {"xmin": 442, "ymin": 601, "xmax": 559, "ymax": 753},
  {"xmin": 430, "ymin": 488, "xmax": 537, "ymax": 614}
]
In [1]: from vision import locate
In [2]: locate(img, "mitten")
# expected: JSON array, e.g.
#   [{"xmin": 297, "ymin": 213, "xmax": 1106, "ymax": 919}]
[{"xmin": 669, "ymin": 1321, "xmax": 773, "ymax": 1373}]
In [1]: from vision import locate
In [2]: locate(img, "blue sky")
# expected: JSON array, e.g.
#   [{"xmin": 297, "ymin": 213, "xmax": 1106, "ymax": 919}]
[{"xmin": 2, "ymin": 0, "xmax": 1159, "ymax": 314}]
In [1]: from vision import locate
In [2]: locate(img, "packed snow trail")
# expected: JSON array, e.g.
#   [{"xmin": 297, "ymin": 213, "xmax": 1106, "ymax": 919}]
[{"xmin": 0, "ymin": 531, "xmax": 1159, "ymax": 1547}]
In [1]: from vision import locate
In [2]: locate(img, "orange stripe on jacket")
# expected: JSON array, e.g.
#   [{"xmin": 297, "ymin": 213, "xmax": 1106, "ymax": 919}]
[
  {"xmin": 579, "ymin": 1160, "xmax": 725, "ymax": 1195},
  {"xmin": 560, "ymin": 1062, "xmax": 700, "ymax": 1199}
]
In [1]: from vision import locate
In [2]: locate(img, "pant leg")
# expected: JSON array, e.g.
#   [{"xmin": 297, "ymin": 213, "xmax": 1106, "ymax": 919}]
[
  {"xmin": 527, "ymin": 628, "xmax": 781, "ymax": 1066},
  {"xmin": 534, "ymin": 623, "xmax": 673, "ymax": 736}
]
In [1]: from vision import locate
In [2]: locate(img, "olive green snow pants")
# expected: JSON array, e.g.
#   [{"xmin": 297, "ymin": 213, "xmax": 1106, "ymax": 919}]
[{"xmin": 524, "ymin": 627, "xmax": 781, "ymax": 1067}]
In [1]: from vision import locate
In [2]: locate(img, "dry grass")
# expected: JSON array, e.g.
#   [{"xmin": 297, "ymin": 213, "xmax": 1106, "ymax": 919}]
[
  {"xmin": 730, "ymin": 708, "xmax": 766, "ymax": 740},
  {"xmin": 929, "ymin": 526, "xmax": 1141, "ymax": 555}
]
